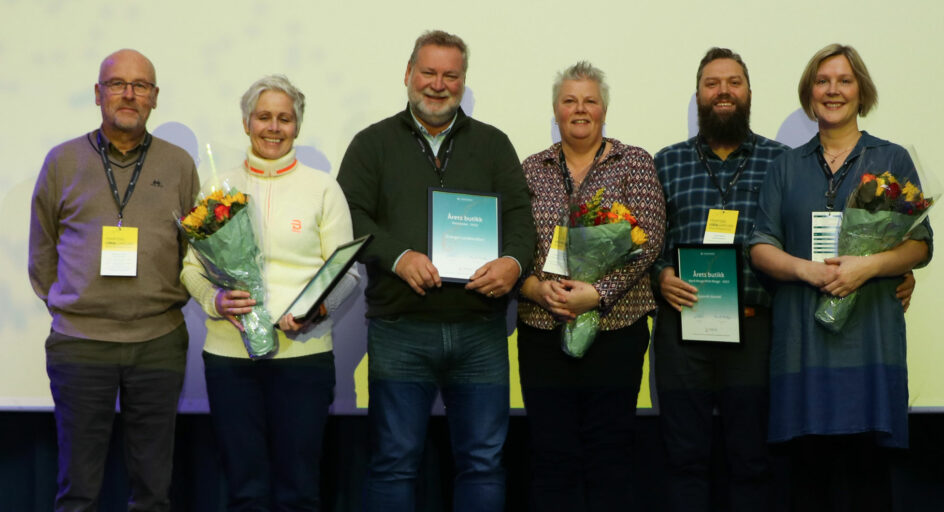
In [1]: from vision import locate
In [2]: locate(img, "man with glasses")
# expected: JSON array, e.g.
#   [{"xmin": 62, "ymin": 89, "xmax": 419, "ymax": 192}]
[{"xmin": 29, "ymin": 49, "xmax": 199, "ymax": 511}]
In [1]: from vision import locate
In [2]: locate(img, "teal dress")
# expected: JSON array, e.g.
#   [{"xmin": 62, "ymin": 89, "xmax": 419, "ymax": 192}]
[{"xmin": 750, "ymin": 132, "xmax": 933, "ymax": 448}]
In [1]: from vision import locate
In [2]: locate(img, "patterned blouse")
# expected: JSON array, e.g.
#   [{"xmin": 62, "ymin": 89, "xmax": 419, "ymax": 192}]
[{"xmin": 518, "ymin": 138, "xmax": 666, "ymax": 330}]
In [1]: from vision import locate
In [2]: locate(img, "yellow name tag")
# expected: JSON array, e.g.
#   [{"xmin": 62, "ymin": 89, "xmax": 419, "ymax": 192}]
[
  {"xmin": 703, "ymin": 209, "xmax": 739, "ymax": 244},
  {"xmin": 101, "ymin": 226, "xmax": 138, "ymax": 276},
  {"xmin": 543, "ymin": 225, "xmax": 569, "ymax": 276}
]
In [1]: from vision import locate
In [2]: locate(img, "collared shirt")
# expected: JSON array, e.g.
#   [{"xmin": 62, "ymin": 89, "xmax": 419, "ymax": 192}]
[
  {"xmin": 409, "ymin": 108, "xmax": 457, "ymax": 156},
  {"xmin": 397, "ymin": 108, "xmax": 521, "ymax": 277},
  {"xmin": 99, "ymin": 129, "xmax": 148, "ymax": 165},
  {"xmin": 654, "ymin": 133, "xmax": 789, "ymax": 307},
  {"xmin": 519, "ymin": 138, "xmax": 665, "ymax": 330},
  {"xmin": 750, "ymin": 131, "xmax": 933, "ymax": 264}
]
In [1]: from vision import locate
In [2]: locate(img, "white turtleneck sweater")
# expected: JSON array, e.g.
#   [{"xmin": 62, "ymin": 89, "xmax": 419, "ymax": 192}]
[{"xmin": 181, "ymin": 148, "xmax": 358, "ymax": 358}]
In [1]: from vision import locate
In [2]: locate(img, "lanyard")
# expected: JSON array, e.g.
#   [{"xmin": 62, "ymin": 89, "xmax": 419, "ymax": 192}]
[
  {"xmin": 96, "ymin": 130, "xmax": 151, "ymax": 226},
  {"xmin": 413, "ymin": 131, "xmax": 454, "ymax": 188},
  {"xmin": 558, "ymin": 139, "xmax": 606, "ymax": 196},
  {"xmin": 815, "ymin": 146, "xmax": 864, "ymax": 211},
  {"xmin": 694, "ymin": 134, "xmax": 753, "ymax": 210}
]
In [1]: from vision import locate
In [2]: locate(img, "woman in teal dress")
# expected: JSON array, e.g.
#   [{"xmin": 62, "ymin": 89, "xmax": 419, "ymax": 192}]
[{"xmin": 750, "ymin": 44, "xmax": 932, "ymax": 512}]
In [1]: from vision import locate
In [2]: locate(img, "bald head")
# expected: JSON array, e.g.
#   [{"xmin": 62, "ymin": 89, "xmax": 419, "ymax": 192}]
[
  {"xmin": 99, "ymin": 49, "xmax": 156, "ymax": 84},
  {"xmin": 95, "ymin": 49, "xmax": 159, "ymax": 150}
]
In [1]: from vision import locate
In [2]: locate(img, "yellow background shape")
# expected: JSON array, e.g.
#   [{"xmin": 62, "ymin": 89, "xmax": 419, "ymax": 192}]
[{"xmin": 354, "ymin": 321, "xmax": 654, "ymax": 410}]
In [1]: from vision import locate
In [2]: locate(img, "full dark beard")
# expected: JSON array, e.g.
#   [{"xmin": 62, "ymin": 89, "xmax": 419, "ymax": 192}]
[{"xmin": 697, "ymin": 98, "xmax": 751, "ymax": 146}]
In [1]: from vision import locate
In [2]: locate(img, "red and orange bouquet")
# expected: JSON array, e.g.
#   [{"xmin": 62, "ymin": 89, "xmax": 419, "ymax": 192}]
[
  {"xmin": 179, "ymin": 188, "xmax": 248, "ymax": 240},
  {"xmin": 815, "ymin": 171, "xmax": 933, "ymax": 332},
  {"xmin": 562, "ymin": 187, "xmax": 648, "ymax": 357},
  {"xmin": 178, "ymin": 185, "xmax": 277, "ymax": 359}
]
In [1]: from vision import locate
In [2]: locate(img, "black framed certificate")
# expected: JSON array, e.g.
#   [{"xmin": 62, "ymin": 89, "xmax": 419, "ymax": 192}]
[
  {"xmin": 675, "ymin": 244, "xmax": 743, "ymax": 344},
  {"xmin": 428, "ymin": 187, "xmax": 501, "ymax": 283},
  {"xmin": 278, "ymin": 234, "xmax": 372, "ymax": 325}
]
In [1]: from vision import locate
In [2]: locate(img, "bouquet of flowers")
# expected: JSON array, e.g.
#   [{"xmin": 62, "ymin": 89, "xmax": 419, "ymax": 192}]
[
  {"xmin": 562, "ymin": 187, "xmax": 648, "ymax": 357},
  {"xmin": 178, "ymin": 185, "xmax": 278, "ymax": 359},
  {"xmin": 814, "ymin": 171, "xmax": 933, "ymax": 332}
]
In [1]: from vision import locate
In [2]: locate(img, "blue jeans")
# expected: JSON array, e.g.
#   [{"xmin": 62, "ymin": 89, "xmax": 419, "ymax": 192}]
[
  {"xmin": 363, "ymin": 315, "xmax": 509, "ymax": 512},
  {"xmin": 203, "ymin": 351, "xmax": 335, "ymax": 512}
]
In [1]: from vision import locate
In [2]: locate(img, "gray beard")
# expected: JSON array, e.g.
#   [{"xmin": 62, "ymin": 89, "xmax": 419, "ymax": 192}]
[{"xmin": 408, "ymin": 90, "xmax": 463, "ymax": 128}]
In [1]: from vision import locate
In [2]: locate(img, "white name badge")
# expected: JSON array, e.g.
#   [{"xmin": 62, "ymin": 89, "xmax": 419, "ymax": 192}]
[
  {"xmin": 811, "ymin": 211, "xmax": 842, "ymax": 262},
  {"xmin": 101, "ymin": 226, "xmax": 138, "ymax": 276},
  {"xmin": 703, "ymin": 209, "xmax": 739, "ymax": 244},
  {"xmin": 542, "ymin": 225, "xmax": 569, "ymax": 276}
]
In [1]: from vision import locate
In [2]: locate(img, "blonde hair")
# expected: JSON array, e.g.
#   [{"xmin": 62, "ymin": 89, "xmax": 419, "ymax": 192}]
[{"xmin": 798, "ymin": 44, "xmax": 878, "ymax": 120}]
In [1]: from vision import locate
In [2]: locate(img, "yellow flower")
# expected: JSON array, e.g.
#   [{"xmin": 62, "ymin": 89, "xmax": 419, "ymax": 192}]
[
  {"xmin": 182, "ymin": 205, "xmax": 208, "ymax": 228},
  {"xmin": 874, "ymin": 177, "xmax": 886, "ymax": 197},
  {"xmin": 902, "ymin": 182, "xmax": 922, "ymax": 202},
  {"xmin": 630, "ymin": 226, "xmax": 647, "ymax": 245},
  {"xmin": 207, "ymin": 189, "xmax": 225, "ymax": 202},
  {"xmin": 610, "ymin": 201, "xmax": 631, "ymax": 218}
]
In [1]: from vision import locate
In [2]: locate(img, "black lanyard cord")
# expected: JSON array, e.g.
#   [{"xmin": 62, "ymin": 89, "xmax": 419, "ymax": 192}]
[
  {"xmin": 694, "ymin": 134, "xmax": 754, "ymax": 210},
  {"xmin": 413, "ymin": 132, "xmax": 454, "ymax": 188},
  {"xmin": 96, "ymin": 130, "xmax": 151, "ymax": 226},
  {"xmin": 558, "ymin": 139, "xmax": 606, "ymax": 197},
  {"xmin": 816, "ymin": 145, "xmax": 866, "ymax": 211}
]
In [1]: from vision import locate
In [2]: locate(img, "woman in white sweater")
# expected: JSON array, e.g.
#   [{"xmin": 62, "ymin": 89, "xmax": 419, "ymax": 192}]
[{"xmin": 181, "ymin": 75, "xmax": 358, "ymax": 511}]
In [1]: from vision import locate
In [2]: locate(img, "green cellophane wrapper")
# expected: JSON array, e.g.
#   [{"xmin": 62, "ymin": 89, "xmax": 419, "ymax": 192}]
[
  {"xmin": 814, "ymin": 208, "xmax": 919, "ymax": 333},
  {"xmin": 562, "ymin": 223, "xmax": 642, "ymax": 358},
  {"xmin": 187, "ymin": 205, "xmax": 278, "ymax": 359}
]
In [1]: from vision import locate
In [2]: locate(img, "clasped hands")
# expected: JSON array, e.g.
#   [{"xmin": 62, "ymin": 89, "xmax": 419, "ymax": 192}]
[
  {"xmin": 522, "ymin": 276, "xmax": 600, "ymax": 322},
  {"xmin": 804, "ymin": 256, "xmax": 914, "ymax": 311},
  {"xmin": 394, "ymin": 250, "xmax": 519, "ymax": 298}
]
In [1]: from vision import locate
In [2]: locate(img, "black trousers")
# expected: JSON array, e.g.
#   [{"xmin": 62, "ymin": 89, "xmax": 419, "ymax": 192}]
[
  {"xmin": 517, "ymin": 318, "xmax": 650, "ymax": 512},
  {"xmin": 45, "ymin": 324, "xmax": 188, "ymax": 512},
  {"xmin": 653, "ymin": 303, "xmax": 771, "ymax": 512},
  {"xmin": 203, "ymin": 351, "xmax": 335, "ymax": 511},
  {"xmin": 785, "ymin": 435, "xmax": 893, "ymax": 512}
]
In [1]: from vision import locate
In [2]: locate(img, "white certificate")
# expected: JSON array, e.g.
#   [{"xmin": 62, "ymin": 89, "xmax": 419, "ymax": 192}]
[{"xmin": 811, "ymin": 211, "xmax": 842, "ymax": 262}]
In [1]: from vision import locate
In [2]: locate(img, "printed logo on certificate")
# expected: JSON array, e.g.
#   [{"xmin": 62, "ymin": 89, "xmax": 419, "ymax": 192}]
[
  {"xmin": 428, "ymin": 188, "xmax": 501, "ymax": 283},
  {"xmin": 675, "ymin": 244, "xmax": 743, "ymax": 344}
]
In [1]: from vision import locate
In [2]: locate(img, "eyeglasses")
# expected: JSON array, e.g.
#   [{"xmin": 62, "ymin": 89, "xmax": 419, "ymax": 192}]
[{"xmin": 99, "ymin": 80, "xmax": 155, "ymax": 96}]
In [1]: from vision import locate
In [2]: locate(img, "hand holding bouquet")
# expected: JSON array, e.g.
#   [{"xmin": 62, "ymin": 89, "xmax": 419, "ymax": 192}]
[
  {"xmin": 178, "ymin": 185, "xmax": 278, "ymax": 358},
  {"xmin": 562, "ymin": 187, "xmax": 648, "ymax": 358},
  {"xmin": 814, "ymin": 171, "xmax": 933, "ymax": 332}
]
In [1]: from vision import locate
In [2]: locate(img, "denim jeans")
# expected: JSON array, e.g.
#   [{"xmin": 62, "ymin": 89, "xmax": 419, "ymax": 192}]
[
  {"xmin": 363, "ymin": 315, "xmax": 509, "ymax": 512},
  {"xmin": 203, "ymin": 351, "xmax": 335, "ymax": 511}
]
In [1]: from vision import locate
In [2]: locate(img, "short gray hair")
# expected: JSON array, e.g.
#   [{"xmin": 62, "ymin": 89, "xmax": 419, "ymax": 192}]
[
  {"xmin": 409, "ymin": 30, "xmax": 469, "ymax": 73},
  {"xmin": 552, "ymin": 61, "xmax": 610, "ymax": 111},
  {"xmin": 240, "ymin": 75, "xmax": 306, "ymax": 135}
]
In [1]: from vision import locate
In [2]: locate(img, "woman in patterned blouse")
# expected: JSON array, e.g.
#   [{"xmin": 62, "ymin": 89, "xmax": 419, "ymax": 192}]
[{"xmin": 516, "ymin": 61, "xmax": 666, "ymax": 511}]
